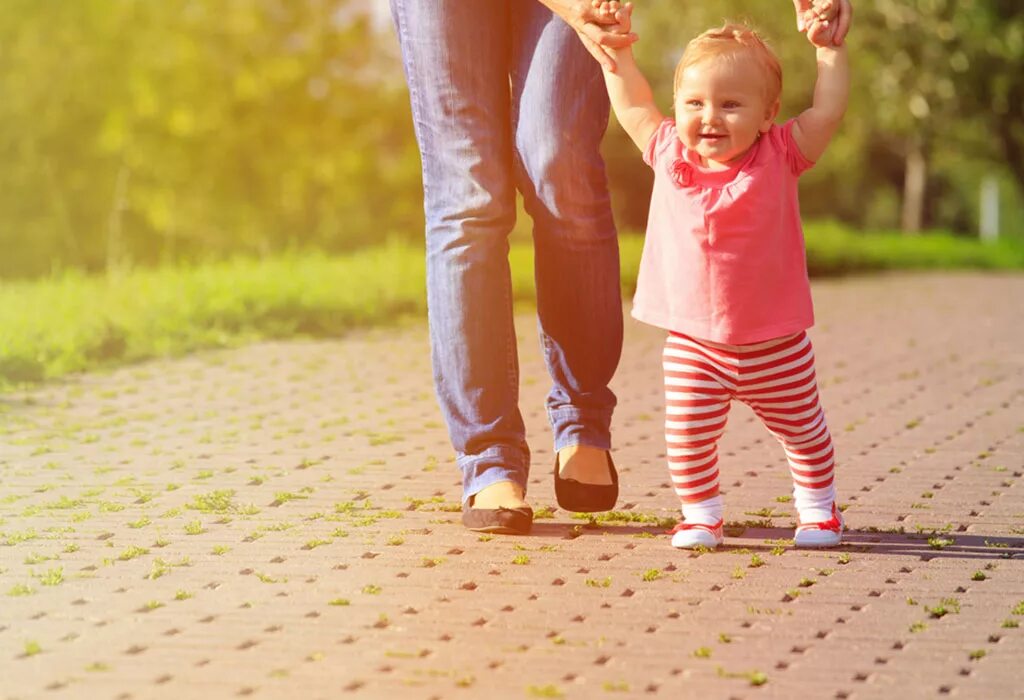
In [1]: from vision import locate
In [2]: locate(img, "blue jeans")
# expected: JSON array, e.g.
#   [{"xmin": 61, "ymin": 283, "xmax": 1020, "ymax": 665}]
[{"xmin": 390, "ymin": 0, "xmax": 623, "ymax": 501}]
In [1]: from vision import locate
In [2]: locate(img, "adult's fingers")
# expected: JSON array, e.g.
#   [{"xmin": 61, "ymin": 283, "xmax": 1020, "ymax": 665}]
[
  {"xmin": 832, "ymin": 0, "xmax": 853, "ymax": 45},
  {"xmin": 579, "ymin": 20, "xmax": 637, "ymax": 48},
  {"xmin": 600, "ymin": 31, "xmax": 638, "ymax": 48},
  {"xmin": 791, "ymin": 0, "xmax": 812, "ymax": 31},
  {"xmin": 578, "ymin": 30, "xmax": 617, "ymax": 71}
]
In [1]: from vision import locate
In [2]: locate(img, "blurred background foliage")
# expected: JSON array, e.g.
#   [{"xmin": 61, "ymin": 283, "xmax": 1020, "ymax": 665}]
[{"xmin": 1, "ymin": 0, "xmax": 1022, "ymax": 279}]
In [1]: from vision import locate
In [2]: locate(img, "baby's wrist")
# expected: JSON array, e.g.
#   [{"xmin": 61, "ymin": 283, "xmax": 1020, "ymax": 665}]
[
  {"xmin": 815, "ymin": 43, "xmax": 846, "ymax": 60},
  {"xmin": 807, "ymin": 29, "xmax": 840, "ymax": 50}
]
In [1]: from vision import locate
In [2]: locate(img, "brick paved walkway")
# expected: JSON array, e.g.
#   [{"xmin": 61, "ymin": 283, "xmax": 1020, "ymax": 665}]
[{"xmin": 2, "ymin": 272, "xmax": 1023, "ymax": 700}]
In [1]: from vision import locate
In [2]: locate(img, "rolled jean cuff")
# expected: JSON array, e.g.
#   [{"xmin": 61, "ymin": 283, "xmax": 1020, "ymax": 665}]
[
  {"xmin": 547, "ymin": 407, "xmax": 613, "ymax": 454},
  {"xmin": 460, "ymin": 445, "xmax": 530, "ymax": 503}
]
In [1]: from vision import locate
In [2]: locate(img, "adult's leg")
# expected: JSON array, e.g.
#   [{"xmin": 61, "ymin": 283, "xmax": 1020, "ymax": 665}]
[
  {"xmin": 390, "ymin": 0, "xmax": 528, "ymax": 501},
  {"xmin": 509, "ymin": 5, "xmax": 623, "ymax": 457}
]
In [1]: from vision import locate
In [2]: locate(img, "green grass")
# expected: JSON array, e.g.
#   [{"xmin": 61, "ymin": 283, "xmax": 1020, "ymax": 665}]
[
  {"xmin": 2, "ymin": 225, "xmax": 1021, "ymax": 388},
  {"xmin": 572, "ymin": 509, "xmax": 677, "ymax": 528},
  {"xmin": 641, "ymin": 568, "xmax": 662, "ymax": 582},
  {"xmin": 36, "ymin": 567, "xmax": 64, "ymax": 586},
  {"xmin": 118, "ymin": 546, "xmax": 149, "ymax": 561},
  {"xmin": 0, "ymin": 242, "xmax": 426, "ymax": 387},
  {"xmin": 925, "ymin": 597, "xmax": 961, "ymax": 618},
  {"xmin": 187, "ymin": 490, "xmax": 238, "ymax": 514},
  {"xmin": 802, "ymin": 222, "xmax": 1024, "ymax": 276}
]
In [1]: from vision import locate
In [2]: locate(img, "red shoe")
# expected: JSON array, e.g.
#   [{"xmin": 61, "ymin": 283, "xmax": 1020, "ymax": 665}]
[
  {"xmin": 794, "ymin": 502, "xmax": 844, "ymax": 548},
  {"xmin": 669, "ymin": 519, "xmax": 724, "ymax": 549}
]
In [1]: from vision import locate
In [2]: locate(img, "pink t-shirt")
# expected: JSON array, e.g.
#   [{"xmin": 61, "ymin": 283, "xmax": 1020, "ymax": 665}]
[{"xmin": 632, "ymin": 118, "xmax": 816, "ymax": 345}]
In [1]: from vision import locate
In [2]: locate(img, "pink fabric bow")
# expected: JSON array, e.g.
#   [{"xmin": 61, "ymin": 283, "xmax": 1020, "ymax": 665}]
[{"xmin": 669, "ymin": 158, "xmax": 694, "ymax": 188}]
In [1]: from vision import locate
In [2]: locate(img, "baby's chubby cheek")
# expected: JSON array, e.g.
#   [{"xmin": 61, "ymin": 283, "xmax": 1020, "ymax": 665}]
[{"xmin": 672, "ymin": 115, "xmax": 694, "ymax": 147}]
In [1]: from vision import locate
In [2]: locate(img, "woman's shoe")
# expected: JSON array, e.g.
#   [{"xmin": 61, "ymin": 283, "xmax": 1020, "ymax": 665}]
[
  {"xmin": 554, "ymin": 452, "xmax": 619, "ymax": 513},
  {"xmin": 461, "ymin": 499, "xmax": 533, "ymax": 535}
]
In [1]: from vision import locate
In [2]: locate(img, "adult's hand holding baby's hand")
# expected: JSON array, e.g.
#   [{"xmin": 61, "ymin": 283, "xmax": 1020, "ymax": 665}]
[
  {"xmin": 594, "ymin": 1, "xmax": 633, "ymax": 39},
  {"xmin": 792, "ymin": 0, "xmax": 852, "ymax": 47},
  {"xmin": 805, "ymin": 0, "xmax": 838, "ymax": 47},
  {"xmin": 542, "ymin": 0, "xmax": 638, "ymax": 72}
]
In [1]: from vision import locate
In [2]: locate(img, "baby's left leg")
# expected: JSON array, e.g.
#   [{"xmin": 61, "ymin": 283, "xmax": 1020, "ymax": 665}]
[{"xmin": 737, "ymin": 333, "xmax": 843, "ymax": 547}]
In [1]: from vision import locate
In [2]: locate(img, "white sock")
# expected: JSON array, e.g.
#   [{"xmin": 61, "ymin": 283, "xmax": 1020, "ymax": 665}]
[
  {"xmin": 681, "ymin": 495, "xmax": 724, "ymax": 526},
  {"xmin": 793, "ymin": 484, "xmax": 836, "ymax": 523}
]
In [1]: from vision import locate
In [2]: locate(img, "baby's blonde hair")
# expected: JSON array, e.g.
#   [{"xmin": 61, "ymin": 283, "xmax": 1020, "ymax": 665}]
[{"xmin": 674, "ymin": 23, "xmax": 783, "ymax": 105}]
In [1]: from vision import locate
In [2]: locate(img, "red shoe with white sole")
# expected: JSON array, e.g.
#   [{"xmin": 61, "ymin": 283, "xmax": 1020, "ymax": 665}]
[
  {"xmin": 669, "ymin": 519, "xmax": 724, "ymax": 549},
  {"xmin": 794, "ymin": 502, "xmax": 844, "ymax": 548}
]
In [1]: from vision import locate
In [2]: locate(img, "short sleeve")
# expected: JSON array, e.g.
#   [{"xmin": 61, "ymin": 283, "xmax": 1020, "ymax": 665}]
[
  {"xmin": 769, "ymin": 119, "xmax": 815, "ymax": 176},
  {"xmin": 643, "ymin": 118, "xmax": 680, "ymax": 169}
]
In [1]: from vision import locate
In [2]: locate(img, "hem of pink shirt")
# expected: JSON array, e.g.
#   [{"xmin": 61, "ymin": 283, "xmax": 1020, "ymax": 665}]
[{"xmin": 630, "ymin": 307, "xmax": 814, "ymax": 346}]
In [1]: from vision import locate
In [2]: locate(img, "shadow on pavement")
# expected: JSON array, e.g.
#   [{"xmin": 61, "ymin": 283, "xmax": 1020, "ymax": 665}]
[{"xmin": 529, "ymin": 522, "xmax": 1024, "ymax": 560}]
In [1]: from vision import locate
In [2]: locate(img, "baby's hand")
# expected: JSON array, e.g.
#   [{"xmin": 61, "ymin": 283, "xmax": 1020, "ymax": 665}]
[
  {"xmin": 591, "ymin": 0, "xmax": 632, "ymax": 36},
  {"xmin": 803, "ymin": 0, "xmax": 840, "ymax": 47}
]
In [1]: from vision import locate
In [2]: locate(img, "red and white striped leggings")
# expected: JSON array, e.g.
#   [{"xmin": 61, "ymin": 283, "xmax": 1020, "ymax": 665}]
[{"xmin": 663, "ymin": 331, "xmax": 835, "ymax": 505}]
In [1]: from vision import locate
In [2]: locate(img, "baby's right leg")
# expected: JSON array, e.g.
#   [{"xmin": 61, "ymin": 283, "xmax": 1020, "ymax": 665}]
[{"xmin": 663, "ymin": 334, "xmax": 733, "ymax": 548}]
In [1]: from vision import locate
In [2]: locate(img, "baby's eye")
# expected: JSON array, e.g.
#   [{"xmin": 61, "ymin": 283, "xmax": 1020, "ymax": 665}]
[
  {"xmin": 723, "ymin": 101, "xmax": 741, "ymax": 109},
  {"xmin": 686, "ymin": 100, "xmax": 702, "ymax": 108}
]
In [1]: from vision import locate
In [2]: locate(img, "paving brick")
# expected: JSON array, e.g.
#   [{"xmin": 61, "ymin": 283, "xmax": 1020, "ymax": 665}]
[{"xmin": 2, "ymin": 273, "xmax": 1023, "ymax": 699}]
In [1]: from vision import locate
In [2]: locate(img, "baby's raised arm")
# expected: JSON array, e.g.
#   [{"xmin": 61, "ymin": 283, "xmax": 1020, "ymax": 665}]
[
  {"xmin": 597, "ymin": 2, "xmax": 665, "ymax": 152},
  {"xmin": 791, "ymin": 35, "xmax": 849, "ymax": 162}
]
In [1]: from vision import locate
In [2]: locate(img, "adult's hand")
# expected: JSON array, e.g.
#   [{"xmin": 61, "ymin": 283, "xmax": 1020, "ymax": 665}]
[
  {"xmin": 792, "ymin": 0, "xmax": 853, "ymax": 46},
  {"xmin": 539, "ymin": 0, "xmax": 638, "ymax": 71}
]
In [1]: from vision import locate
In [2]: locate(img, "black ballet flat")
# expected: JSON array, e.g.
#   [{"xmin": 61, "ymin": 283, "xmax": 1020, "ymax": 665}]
[
  {"xmin": 461, "ymin": 499, "xmax": 533, "ymax": 535},
  {"xmin": 554, "ymin": 451, "xmax": 619, "ymax": 513}
]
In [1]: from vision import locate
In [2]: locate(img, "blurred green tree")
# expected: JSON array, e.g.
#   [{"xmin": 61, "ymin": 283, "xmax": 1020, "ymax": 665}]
[
  {"xmin": 858, "ymin": 0, "xmax": 1024, "ymax": 232},
  {"xmin": 0, "ymin": 0, "xmax": 421, "ymax": 277}
]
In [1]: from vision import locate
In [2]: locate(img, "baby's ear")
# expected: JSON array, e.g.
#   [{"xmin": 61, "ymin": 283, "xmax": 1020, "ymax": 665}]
[{"xmin": 762, "ymin": 99, "xmax": 781, "ymax": 131}]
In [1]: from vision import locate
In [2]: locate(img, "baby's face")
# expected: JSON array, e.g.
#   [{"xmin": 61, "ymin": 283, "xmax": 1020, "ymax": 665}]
[{"xmin": 674, "ymin": 56, "xmax": 777, "ymax": 168}]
